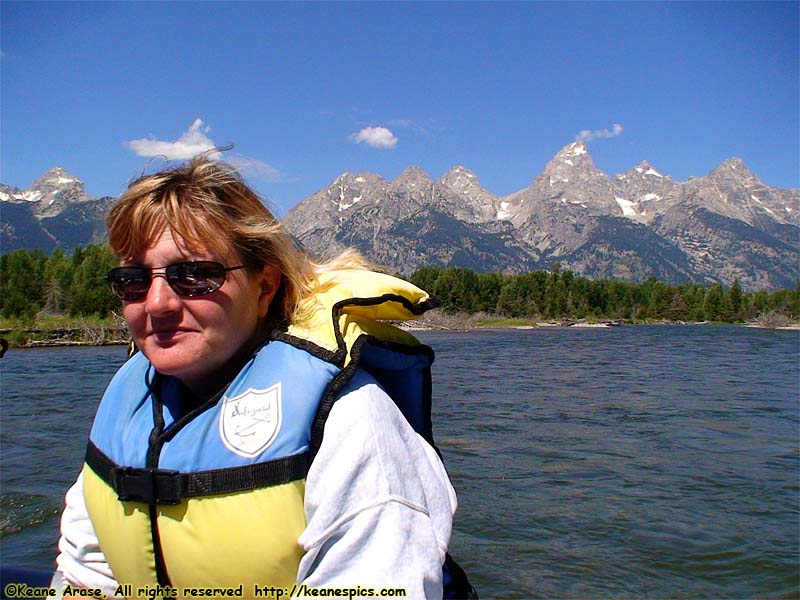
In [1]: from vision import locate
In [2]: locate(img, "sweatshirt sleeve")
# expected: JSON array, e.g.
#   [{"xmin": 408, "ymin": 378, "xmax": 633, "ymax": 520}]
[
  {"xmin": 55, "ymin": 471, "xmax": 121, "ymax": 598},
  {"xmin": 296, "ymin": 370, "xmax": 458, "ymax": 599}
]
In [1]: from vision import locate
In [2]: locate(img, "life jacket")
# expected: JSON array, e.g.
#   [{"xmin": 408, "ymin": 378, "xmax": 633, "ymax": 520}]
[{"xmin": 81, "ymin": 270, "xmax": 475, "ymax": 598}]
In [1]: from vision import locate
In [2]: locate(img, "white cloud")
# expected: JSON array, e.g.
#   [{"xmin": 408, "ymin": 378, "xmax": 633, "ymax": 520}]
[
  {"xmin": 126, "ymin": 118, "xmax": 221, "ymax": 160},
  {"xmin": 125, "ymin": 118, "xmax": 284, "ymax": 181},
  {"xmin": 349, "ymin": 126, "xmax": 398, "ymax": 149},
  {"xmin": 575, "ymin": 123, "xmax": 623, "ymax": 142}
]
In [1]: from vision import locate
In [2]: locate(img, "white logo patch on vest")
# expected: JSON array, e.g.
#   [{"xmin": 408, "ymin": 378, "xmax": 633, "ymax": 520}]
[{"xmin": 219, "ymin": 382, "xmax": 282, "ymax": 457}]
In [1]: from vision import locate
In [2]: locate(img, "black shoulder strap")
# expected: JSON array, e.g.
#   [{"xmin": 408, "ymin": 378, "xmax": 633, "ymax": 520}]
[
  {"xmin": 85, "ymin": 441, "xmax": 308, "ymax": 505},
  {"xmin": 443, "ymin": 553, "xmax": 479, "ymax": 599}
]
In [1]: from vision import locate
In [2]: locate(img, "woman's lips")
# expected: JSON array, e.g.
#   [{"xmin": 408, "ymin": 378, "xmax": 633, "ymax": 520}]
[{"xmin": 150, "ymin": 328, "xmax": 191, "ymax": 342}]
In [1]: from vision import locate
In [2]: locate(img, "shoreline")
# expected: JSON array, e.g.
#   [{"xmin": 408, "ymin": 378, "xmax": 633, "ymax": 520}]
[
  {"xmin": 1, "ymin": 320, "xmax": 797, "ymax": 352},
  {"xmin": 0, "ymin": 325, "xmax": 130, "ymax": 351},
  {"xmin": 401, "ymin": 320, "xmax": 800, "ymax": 333}
]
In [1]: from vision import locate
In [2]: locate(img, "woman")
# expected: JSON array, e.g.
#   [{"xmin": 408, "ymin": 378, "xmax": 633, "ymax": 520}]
[{"xmin": 55, "ymin": 156, "xmax": 473, "ymax": 599}]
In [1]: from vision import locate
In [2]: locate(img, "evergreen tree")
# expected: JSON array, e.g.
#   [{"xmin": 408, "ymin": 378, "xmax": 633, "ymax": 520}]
[
  {"xmin": 570, "ymin": 277, "xmax": 591, "ymax": 318},
  {"xmin": 408, "ymin": 267, "xmax": 442, "ymax": 296},
  {"xmin": 68, "ymin": 245, "xmax": 120, "ymax": 316},
  {"xmin": 751, "ymin": 289, "xmax": 770, "ymax": 317},
  {"xmin": 703, "ymin": 283, "xmax": 727, "ymax": 321},
  {"xmin": 1, "ymin": 249, "xmax": 47, "ymax": 318},
  {"xmin": 641, "ymin": 277, "xmax": 669, "ymax": 319},
  {"xmin": 587, "ymin": 280, "xmax": 610, "ymax": 316},
  {"xmin": 41, "ymin": 248, "xmax": 73, "ymax": 315},
  {"xmin": 667, "ymin": 292, "xmax": 689, "ymax": 322},
  {"xmin": 496, "ymin": 275, "xmax": 526, "ymax": 317},
  {"xmin": 768, "ymin": 288, "xmax": 799, "ymax": 319},
  {"xmin": 684, "ymin": 284, "xmax": 707, "ymax": 321},
  {"xmin": 727, "ymin": 279, "xmax": 744, "ymax": 322},
  {"xmin": 429, "ymin": 268, "xmax": 475, "ymax": 313},
  {"xmin": 476, "ymin": 272, "xmax": 503, "ymax": 313},
  {"xmin": 41, "ymin": 279, "xmax": 64, "ymax": 316}
]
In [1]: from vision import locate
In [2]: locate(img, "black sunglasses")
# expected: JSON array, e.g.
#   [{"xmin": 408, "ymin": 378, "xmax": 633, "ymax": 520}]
[{"xmin": 107, "ymin": 261, "xmax": 246, "ymax": 301}]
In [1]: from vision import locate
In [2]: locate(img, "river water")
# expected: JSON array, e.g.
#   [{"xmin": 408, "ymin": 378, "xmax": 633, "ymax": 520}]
[{"xmin": 1, "ymin": 326, "xmax": 798, "ymax": 599}]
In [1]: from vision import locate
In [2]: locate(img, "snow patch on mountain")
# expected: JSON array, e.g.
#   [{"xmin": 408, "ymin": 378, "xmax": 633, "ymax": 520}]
[
  {"xmin": 641, "ymin": 193, "xmax": 661, "ymax": 201},
  {"xmin": 564, "ymin": 142, "xmax": 587, "ymax": 157},
  {"xmin": 496, "ymin": 201, "xmax": 513, "ymax": 220},
  {"xmin": 615, "ymin": 197, "xmax": 637, "ymax": 217}
]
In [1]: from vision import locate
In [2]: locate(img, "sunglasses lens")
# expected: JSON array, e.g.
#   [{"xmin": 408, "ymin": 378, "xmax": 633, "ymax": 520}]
[
  {"xmin": 108, "ymin": 268, "xmax": 150, "ymax": 301},
  {"xmin": 107, "ymin": 262, "xmax": 233, "ymax": 300},
  {"xmin": 166, "ymin": 261, "xmax": 227, "ymax": 297}
]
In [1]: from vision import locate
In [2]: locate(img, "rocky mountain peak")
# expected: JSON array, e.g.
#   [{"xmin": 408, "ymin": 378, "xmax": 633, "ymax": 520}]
[
  {"xmin": 688, "ymin": 157, "xmax": 799, "ymax": 227},
  {"xmin": 438, "ymin": 166, "xmax": 500, "ymax": 223},
  {"xmin": 439, "ymin": 166, "xmax": 482, "ymax": 193},
  {"xmin": 541, "ymin": 141, "xmax": 602, "ymax": 179},
  {"xmin": 719, "ymin": 156, "xmax": 748, "ymax": 169},
  {"xmin": 616, "ymin": 160, "xmax": 670, "ymax": 182},
  {"xmin": 1, "ymin": 167, "xmax": 92, "ymax": 218},
  {"xmin": 559, "ymin": 141, "xmax": 589, "ymax": 158},
  {"xmin": 525, "ymin": 141, "xmax": 614, "ymax": 211},
  {"xmin": 612, "ymin": 161, "xmax": 680, "ymax": 224},
  {"xmin": 333, "ymin": 170, "xmax": 387, "ymax": 188},
  {"xmin": 314, "ymin": 171, "xmax": 388, "ymax": 216},
  {"xmin": 633, "ymin": 161, "xmax": 664, "ymax": 177},
  {"xmin": 393, "ymin": 165, "xmax": 433, "ymax": 189},
  {"xmin": 708, "ymin": 157, "xmax": 760, "ymax": 184},
  {"xmin": 1, "ymin": 167, "xmax": 114, "ymax": 252},
  {"xmin": 32, "ymin": 167, "xmax": 84, "ymax": 190}
]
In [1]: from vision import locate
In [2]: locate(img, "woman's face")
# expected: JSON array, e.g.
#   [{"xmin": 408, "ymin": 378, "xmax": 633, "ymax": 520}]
[{"xmin": 122, "ymin": 227, "xmax": 278, "ymax": 396}]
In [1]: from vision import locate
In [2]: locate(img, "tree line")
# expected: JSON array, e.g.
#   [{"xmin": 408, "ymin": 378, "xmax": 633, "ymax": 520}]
[
  {"xmin": 1, "ymin": 246, "xmax": 798, "ymax": 323},
  {"xmin": 1, "ymin": 246, "xmax": 119, "ymax": 320},
  {"xmin": 409, "ymin": 266, "xmax": 799, "ymax": 323}
]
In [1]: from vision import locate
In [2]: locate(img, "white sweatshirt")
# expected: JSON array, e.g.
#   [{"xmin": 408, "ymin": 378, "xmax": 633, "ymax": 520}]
[{"xmin": 56, "ymin": 369, "xmax": 457, "ymax": 599}]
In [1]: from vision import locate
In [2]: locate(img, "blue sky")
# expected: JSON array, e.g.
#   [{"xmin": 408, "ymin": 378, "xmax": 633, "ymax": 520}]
[{"xmin": 2, "ymin": 1, "xmax": 798, "ymax": 216}]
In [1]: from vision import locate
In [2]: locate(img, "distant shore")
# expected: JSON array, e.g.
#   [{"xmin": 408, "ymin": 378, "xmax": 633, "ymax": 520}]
[
  {"xmin": 400, "ymin": 318, "xmax": 800, "ymax": 333},
  {"xmin": 1, "ymin": 317, "xmax": 797, "ymax": 353},
  {"xmin": 0, "ymin": 322, "xmax": 129, "ymax": 351}
]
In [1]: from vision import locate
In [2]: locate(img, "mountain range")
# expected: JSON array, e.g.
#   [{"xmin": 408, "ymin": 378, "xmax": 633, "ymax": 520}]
[
  {"xmin": 283, "ymin": 141, "xmax": 799, "ymax": 290},
  {"xmin": 2, "ymin": 142, "xmax": 798, "ymax": 290}
]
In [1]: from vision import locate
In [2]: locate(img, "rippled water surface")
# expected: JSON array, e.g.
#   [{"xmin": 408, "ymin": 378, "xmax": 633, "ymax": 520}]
[
  {"xmin": 1, "ymin": 346, "xmax": 128, "ymax": 565},
  {"xmin": 1, "ymin": 327, "xmax": 798, "ymax": 598}
]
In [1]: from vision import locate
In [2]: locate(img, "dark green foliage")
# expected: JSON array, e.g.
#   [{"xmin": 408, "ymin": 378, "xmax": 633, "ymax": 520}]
[
  {"xmin": 407, "ymin": 266, "xmax": 799, "ymax": 323},
  {"xmin": 2, "ymin": 249, "xmax": 797, "ymax": 324},
  {"xmin": 1, "ymin": 245, "xmax": 121, "ymax": 318},
  {"xmin": 1, "ymin": 249, "xmax": 47, "ymax": 318},
  {"xmin": 476, "ymin": 272, "xmax": 504, "ymax": 313},
  {"xmin": 727, "ymin": 280, "xmax": 744, "ymax": 321},
  {"xmin": 703, "ymin": 283, "xmax": 727, "ymax": 322},
  {"xmin": 68, "ymin": 245, "xmax": 119, "ymax": 316}
]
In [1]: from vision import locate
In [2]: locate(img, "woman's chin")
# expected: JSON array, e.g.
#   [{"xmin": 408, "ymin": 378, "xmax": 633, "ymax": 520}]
[{"xmin": 140, "ymin": 341, "xmax": 199, "ymax": 379}]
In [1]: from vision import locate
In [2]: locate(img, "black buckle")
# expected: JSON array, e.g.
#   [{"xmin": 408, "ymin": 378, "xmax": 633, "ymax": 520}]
[{"xmin": 114, "ymin": 467, "xmax": 182, "ymax": 505}]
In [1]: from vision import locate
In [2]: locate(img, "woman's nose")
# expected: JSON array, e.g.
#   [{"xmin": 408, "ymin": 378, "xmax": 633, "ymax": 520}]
[{"xmin": 144, "ymin": 274, "xmax": 182, "ymax": 315}]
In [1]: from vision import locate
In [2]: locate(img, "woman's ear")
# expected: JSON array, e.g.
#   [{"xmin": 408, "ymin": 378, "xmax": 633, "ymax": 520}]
[{"xmin": 257, "ymin": 265, "xmax": 282, "ymax": 319}]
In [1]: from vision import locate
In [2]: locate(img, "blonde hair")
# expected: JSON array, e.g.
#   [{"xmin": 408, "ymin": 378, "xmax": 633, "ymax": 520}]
[{"xmin": 106, "ymin": 154, "xmax": 370, "ymax": 329}]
